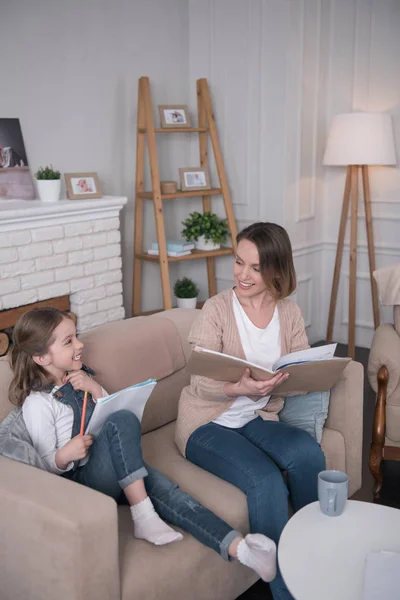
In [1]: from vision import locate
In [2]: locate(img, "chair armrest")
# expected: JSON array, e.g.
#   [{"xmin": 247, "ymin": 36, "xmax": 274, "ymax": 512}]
[
  {"xmin": 367, "ymin": 324, "xmax": 400, "ymax": 396},
  {"xmin": 0, "ymin": 457, "xmax": 120, "ymax": 600},
  {"xmin": 325, "ymin": 361, "xmax": 364, "ymax": 496}
]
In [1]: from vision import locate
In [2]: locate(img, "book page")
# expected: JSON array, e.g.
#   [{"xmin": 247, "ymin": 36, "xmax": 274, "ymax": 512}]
[
  {"xmin": 85, "ymin": 379, "xmax": 156, "ymax": 436},
  {"xmin": 273, "ymin": 344, "xmax": 338, "ymax": 371}
]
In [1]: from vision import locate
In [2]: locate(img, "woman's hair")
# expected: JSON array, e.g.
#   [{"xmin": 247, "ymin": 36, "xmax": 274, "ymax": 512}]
[
  {"xmin": 9, "ymin": 307, "xmax": 71, "ymax": 406},
  {"xmin": 236, "ymin": 222, "xmax": 296, "ymax": 299}
]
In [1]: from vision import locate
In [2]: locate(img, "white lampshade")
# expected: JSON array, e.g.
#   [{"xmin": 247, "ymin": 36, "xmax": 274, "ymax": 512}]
[{"xmin": 323, "ymin": 112, "xmax": 396, "ymax": 166}]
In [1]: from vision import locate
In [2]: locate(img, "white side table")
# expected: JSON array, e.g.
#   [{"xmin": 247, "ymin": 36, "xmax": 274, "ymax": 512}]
[{"xmin": 278, "ymin": 500, "xmax": 400, "ymax": 600}]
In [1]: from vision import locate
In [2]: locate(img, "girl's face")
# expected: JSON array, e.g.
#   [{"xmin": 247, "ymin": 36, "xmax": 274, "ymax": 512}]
[
  {"xmin": 234, "ymin": 239, "xmax": 271, "ymax": 300},
  {"xmin": 39, "ymin": 317, "xmax": 83, "ymax": 385}
]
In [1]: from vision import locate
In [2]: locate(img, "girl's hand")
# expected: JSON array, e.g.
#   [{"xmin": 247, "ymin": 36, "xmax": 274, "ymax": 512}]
[
  {"xmin": 64, "ymin": 370, "xmax": 103, "ymax": 400},
  {"xmin": 224, "ymin": 368, "xmax": 289, "ymax": 398},
  {"xmin": 55, "ymin": 434, "xmax": 93, "ymax": 469}
]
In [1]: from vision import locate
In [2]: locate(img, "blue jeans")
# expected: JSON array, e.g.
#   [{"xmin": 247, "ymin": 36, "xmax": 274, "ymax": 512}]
[
  {"xmin": 186, "ymin": 417, "xmax": 326, "ymax": 600},
  {"xmin": 65, "ymin": 410, "xmax": 240, "ymax": 560}
]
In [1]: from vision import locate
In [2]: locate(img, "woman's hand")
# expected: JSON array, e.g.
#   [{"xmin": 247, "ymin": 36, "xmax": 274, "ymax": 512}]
[
  {"xmin": 64, "ymin": 370, "xmax": 103, "ymax": 400},
  {"xmin": 55, "ymin": 434, "xmax": 93, "ymax": 469},
  {"xmin": 224, "ymin": 368, "xmax": 289, "ymax": 398}
]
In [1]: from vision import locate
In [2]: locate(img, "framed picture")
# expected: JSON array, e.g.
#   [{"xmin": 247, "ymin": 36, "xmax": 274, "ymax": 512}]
[
  {"xmin": 0, "ymin": 118, "xmax": 35, "ymax": 199},
  {"xmin": 179, "ymin": 167, "xmax": 211, "ymax": 191},
  {"xmin": 64, "ymin": 172, "xmax": 102, "ymax": 199},
  {"xmin": 159, "ymin": 105, "xmax": 191, "ymax": 128}
]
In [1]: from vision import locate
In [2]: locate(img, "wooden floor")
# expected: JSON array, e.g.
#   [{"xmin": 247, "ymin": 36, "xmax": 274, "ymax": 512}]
[{"xmin": 237, "ymin": 342, "xmax": 400, "ymax": 600}]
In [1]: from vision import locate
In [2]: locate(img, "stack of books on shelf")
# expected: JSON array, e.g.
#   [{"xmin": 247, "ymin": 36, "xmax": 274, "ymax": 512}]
[{"xmin": 147, "ymin": 240, "xmax": 195, "ymax": 257}]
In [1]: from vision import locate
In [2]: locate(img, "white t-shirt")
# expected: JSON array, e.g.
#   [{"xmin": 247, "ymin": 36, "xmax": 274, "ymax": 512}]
[{"xmin": 213, "ymin": 291, "xmax": 281, "ymax": 428}]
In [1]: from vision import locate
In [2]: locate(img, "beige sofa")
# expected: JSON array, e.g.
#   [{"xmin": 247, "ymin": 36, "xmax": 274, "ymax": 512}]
[{"xmin": 0, "ymin": 308, "xmax": 363, "ymax": 600}]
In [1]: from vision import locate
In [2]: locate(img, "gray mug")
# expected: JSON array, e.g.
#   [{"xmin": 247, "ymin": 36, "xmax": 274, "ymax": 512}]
[{"xmin": 318, "ymin": 470, "xmax": 349, "ymax": 516}]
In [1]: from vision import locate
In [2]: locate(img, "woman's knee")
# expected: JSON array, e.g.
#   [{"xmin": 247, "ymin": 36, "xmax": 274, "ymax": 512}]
[{"xmin": 288, "ymin": 427, "xmax": 326, "ymax": 469}]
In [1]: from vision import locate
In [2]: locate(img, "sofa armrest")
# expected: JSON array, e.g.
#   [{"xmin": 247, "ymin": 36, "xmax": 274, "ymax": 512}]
[
  {"xmin": 325, "ymin": 361, "xmax": 364, "ymax": 496},
  {"xmin": 0, "ymin": 457, "xmax": 120, "ymax": 600},
  {"xmin": 367, "ymin": 323, "xmax": 400, "ymax": 396}
]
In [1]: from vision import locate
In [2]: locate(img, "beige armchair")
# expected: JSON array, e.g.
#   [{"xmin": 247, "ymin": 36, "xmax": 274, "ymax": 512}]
[{"xmin": 368, "ymin": 263, "xmax": 400, "ymax": 499}]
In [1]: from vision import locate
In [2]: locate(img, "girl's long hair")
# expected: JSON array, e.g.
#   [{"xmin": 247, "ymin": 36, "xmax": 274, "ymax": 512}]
[{"xmin": 9, "ymin": 308, "xmax": 70, "ymax": 406}]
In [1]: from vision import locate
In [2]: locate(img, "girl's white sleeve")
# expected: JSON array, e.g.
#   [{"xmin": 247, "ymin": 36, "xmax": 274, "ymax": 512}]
[{"xmin": 22, "ymin": 392, "xmax": 74, "ymax": 475}]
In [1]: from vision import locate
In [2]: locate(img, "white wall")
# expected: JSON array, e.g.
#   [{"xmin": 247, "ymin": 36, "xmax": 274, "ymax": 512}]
[
  {"xmin": 0, "ymin": 0, "xmax": 190, "ymax": 315},
  {"xmin": 186, "ymin": 0, "xmax": 400, "ymax": 346},
  {"xmin": 1, "ymin": 0, "xmax": 399, "ymax": 346},
  {"xmin": 322, "ymin": 0, "xmax": 400, "ymax": 347}
]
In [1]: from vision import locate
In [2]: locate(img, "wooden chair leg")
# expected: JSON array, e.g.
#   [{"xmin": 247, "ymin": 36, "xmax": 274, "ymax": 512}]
[{"xmin": 369, "ymin": 365, "xmax": 388, "ymax": 500}]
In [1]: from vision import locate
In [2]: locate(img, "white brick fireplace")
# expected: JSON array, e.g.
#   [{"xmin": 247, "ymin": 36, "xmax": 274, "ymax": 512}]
[{"xmin": 0, "ymin": 196, "xmax": 127, "ymax": 332}]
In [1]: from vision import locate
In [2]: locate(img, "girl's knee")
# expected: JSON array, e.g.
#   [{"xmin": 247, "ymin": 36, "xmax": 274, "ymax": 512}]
[{"xmin": 107, "ymin": 410, "xmax": 141, "ymax": 434}]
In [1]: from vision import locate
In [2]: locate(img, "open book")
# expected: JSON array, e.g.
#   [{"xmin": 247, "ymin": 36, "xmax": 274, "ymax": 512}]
[
  {"xmin": 186, "ymin": 344, "xmax": 351, "ymax": 394},
  {"xmin": 85, "ymin": 378, "xmax": 157, "ymax": 437}
]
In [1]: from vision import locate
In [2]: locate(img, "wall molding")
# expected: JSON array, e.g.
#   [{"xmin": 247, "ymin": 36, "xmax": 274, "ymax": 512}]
[{"xmin": 341, "ymin": 270, "xmax": 375, "ymax": 330}]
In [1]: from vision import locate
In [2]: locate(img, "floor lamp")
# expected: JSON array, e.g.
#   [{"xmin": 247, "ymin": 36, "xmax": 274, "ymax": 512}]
[{"xmin": 323, "ymin": 112, "xmax": 397, "ymax": 358}]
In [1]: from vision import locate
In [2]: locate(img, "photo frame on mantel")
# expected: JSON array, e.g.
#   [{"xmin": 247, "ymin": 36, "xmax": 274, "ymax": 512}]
[{"xmin": 64, "ymin": 172, "xmax": 102, "ymax": 199}]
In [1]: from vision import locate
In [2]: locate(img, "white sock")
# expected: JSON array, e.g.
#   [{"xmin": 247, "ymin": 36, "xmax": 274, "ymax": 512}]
[
  {"xmin": 130, "ymin": 497, "xmax": 183, "ymax": 546},
  {"xmin": 237, "ymin": 533, "xmax": 277, "ymax": 582}
]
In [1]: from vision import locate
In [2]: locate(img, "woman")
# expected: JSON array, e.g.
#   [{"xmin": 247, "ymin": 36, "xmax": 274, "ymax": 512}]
[{"xmin": 175, "ymin": 222, "xmax": 326, "ymax": 600}]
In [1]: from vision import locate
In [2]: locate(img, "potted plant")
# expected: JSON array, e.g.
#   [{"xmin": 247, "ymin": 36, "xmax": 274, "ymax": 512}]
[
  {"xmin": 181, "ymin": 211, "xmax": 229, "ymax": 251},
  {"xmin": 35, "ymin": 165, "xmax": 61, "ymax": 203},
  {"xmin": 173, "ymin": 277, "xmax": 199, "ymax": 309}
]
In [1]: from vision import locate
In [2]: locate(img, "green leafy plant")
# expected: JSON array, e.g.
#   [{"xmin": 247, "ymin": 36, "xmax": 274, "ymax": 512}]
[
  {"xmin": 35, "ymin": 165, "xmax": 61, "ymax": 180},
  {"xmin": 181, "ymin": 211, "xmax": 229, "ymax": 244},
  {"xmin": 173, "ymin": 277, "xmax": 199, "ymax": 299}
]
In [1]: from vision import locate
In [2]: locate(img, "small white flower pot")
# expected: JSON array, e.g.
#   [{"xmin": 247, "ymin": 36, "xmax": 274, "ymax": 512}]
[
  {"xmin": 176, "ymin": 297, "xmax": 198, "ymax": 309},
  {"xmin": 36, "ymin": 179, "xmax": 61, "ymax": 203},
  {"xmin": 195, "ymin": 235, "xmax": 220, "ymax": 251}
]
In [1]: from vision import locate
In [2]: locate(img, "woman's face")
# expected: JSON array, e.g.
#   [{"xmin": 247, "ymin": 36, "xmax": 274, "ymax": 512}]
[{"xmin": 234, "ymin": 239, "xmax": 269, "ymax": 299}]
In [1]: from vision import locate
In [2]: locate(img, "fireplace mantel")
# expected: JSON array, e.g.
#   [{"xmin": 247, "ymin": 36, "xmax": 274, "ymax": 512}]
[
  {"xmin": 0, "ymin": 196, "xmax": 127, "ymax": 332},
  {"xmin": 0, "ymin": 196, "xmax": 127, "ymax": 231}
]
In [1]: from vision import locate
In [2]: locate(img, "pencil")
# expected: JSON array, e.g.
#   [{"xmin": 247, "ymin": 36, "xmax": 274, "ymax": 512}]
[{"xmin": 80, "ymin": 391, "xmax": 88, "ymax": 435}]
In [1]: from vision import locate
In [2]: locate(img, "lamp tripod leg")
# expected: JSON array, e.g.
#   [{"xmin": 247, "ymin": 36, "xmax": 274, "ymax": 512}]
[
  {"xmin": 362, "ymin": 165, "xmax": 380, "ymax": 329},
  {"xmin": 326, "ymin": 166, "xmax": 352, "ymax": 344},
  {"xmin": 348, "ymin": 166, "xmax": 359, "ymax": 359}
]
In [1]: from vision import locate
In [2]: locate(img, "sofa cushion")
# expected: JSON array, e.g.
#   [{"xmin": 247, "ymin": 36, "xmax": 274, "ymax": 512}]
[
  {"xmin": 321, "ymin": 427, "xmax": 346, "ymax": 472},
  {"xmin": 279, "ymin": 391, "xmax": 331, "ymax": 443},
  {"xmin": 141, "ymin": 367, "xmax": 190, "ymax": 435},
  {"xmin": 141, "ymin": 422, "xmax": 250, "ymax": 533},
  {"xmin": 80, "ymin": 314, "xmax": 192, "ymax": 433},
  {"xmin": 81, "ymin": 315, "xmax": 187, "ymax": 393},
  {"xmin": 0, "ymin": 407, "xmax": 47, "ymax": 470},
  {"xmin": 117, "ymin": 505, "xmax": 257, "ymax": 600}
]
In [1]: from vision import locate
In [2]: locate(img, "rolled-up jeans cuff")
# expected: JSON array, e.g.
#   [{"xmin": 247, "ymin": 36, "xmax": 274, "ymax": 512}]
[
  {"xmin": 119, "ymin": 466, "xmax": 148, "ymax": 490},
  {"xmin": 220, "ymin": 529, "xmax": 242, "ymax": 562}
]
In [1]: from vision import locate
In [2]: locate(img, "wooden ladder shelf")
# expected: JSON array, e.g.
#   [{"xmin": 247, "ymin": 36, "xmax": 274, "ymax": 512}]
[{"xmin": 132, "ymin": 76, "xmax": 237, "ymax": 315}]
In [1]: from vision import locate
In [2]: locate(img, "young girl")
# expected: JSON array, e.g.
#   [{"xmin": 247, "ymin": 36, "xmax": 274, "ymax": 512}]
[{"xmin": 9, "ymin": 307, "xmax": 277, "ymax": 582}]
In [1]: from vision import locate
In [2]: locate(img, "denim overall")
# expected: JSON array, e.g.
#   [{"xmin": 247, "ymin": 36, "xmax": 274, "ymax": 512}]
[
  {"xmin": 52, "ymin": 367, "xmax": 239, "ymax": 561},
  {"xmin": 53, "ymin": 365, "xmax": 96, "ymax": 447}
]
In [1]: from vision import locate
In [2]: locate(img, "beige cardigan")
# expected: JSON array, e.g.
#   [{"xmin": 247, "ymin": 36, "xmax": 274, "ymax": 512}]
[{"xmin": 175, "ymin": 288, "xmax": 309, "ymax": 456}]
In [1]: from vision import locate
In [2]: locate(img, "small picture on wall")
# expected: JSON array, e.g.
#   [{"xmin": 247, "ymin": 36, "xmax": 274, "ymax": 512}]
[
  {"xmin": 64, "ymin": 172, "xmax": 102, "ymax": 199},
  {"xmin": 179, "ymin": 167, "xmax": 211, "ymax": 191},
  {"xmin": 0, "ymin": 118, "xmax": 35, "ymax": 199},
  {"xmin": 159, "ymin": 105, "xmax": 191, "ymax": 128}
]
